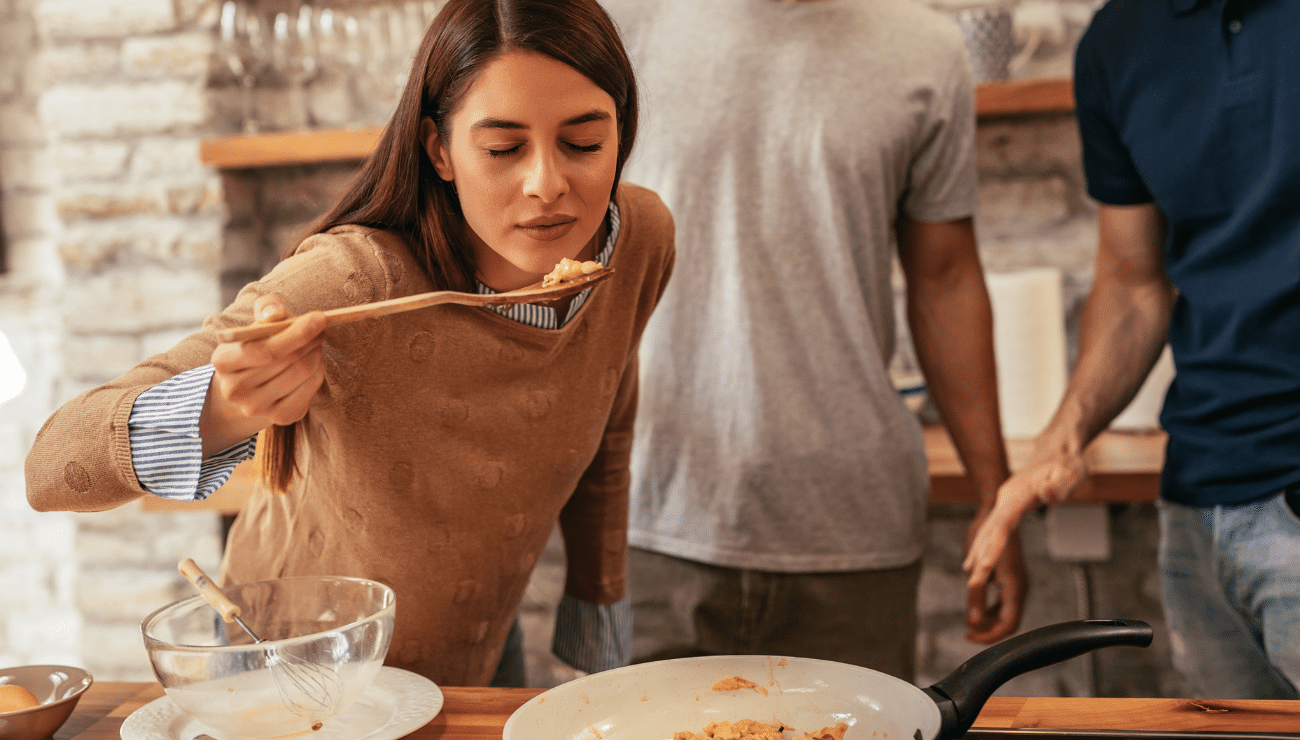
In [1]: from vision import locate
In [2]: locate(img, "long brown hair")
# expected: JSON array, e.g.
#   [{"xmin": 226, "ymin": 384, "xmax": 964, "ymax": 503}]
[{"xmin": 259, "ymin": 0, "xmax": 640, "ymax": 492}]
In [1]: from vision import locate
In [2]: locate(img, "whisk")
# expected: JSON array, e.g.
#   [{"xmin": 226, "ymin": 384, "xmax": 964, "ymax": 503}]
[{"xmin": 178, "ymin": 559, "xmax": 344, "ymax": 716}]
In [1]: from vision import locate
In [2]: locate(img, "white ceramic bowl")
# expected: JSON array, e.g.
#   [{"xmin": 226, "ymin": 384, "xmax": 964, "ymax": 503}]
[
  {"xmin": 0, "ymin": 664, "xmax": 93, "ymax": 740},
  {"xmin": 141, "ymin": 575, "xmax": 395, "ymax": 740}
]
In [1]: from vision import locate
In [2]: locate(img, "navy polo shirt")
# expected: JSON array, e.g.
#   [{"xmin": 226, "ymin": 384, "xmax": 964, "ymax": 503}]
[{"xmin": 1074, "ymin": 0, "xmax": 1300, "ymax": 506}]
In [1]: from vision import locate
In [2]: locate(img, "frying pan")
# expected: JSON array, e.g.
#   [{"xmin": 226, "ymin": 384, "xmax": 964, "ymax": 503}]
[{"xmin": 503, "ymin": 619, "xmax": 1153, "ymax": 740}]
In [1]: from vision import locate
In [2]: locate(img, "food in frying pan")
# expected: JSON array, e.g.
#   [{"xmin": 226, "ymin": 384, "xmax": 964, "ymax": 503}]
[
  {"xmin": 673, "ymin": 719, "xmax": 850, "ymax": 740},
  {"xmin": 711, "ymin": 676, "xmax": 766, "ymax": 695},
  {"xmin": 542, "ymin": 257, "xmax": 603, "ymax": 286}
]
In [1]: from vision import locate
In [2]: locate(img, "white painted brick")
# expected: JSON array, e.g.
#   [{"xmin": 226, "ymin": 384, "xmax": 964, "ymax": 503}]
[
  {"xmin": 6, "ymin": 606, "xmax": 80, "ymax": 654},
  {"xmin": 1, "ymin": 192, "xmax": 59, "ymax": 238},
  {"xmin": 0, "ymin": 423, "xmax": 21, "ymax": 469},
  {"xmin": 0, "ymin": 562, "xmax": 57, "ymax": 608},
  {"xmin": 62, "ymin": 265, "xmax": 219, "ymax": 334},
  {"xmin": 76, "ymin": 568, "xmax": 187, "ymax": 621},
  {"xmin": 39, "ymin": 82, "xmax": 207, "ymax": 137},
  {"xmin": 52, "ymin": 140, "xmax": 131, "ymax": 183},
  {"xmin": 35, "ymin": 0, "xmax": 176, "ymax": 41},
  {"xmin": 0, "ymin": 103, "xmax": 47, "ymax": 146},
  {"xmin": 141, "ymin": 328, "xmax": 197, "ymax": 357},
  {"xmin": 33, "ymin": 41, "xmax": 120, "ymax": 84},
  {"xmin": 75, "ymin": 529, "xmax": 152, "ymax": 564},
  {"xmin": 80, "ymin": 622, "xmax": 155, "ymax": 680},
  {"xmin": 122, "ymin": 32, "xmax": 213, "ymax": 80},
  {"xmin": 131, "ymin": 138, "xmax": 205, "ymax": 179},
  {"xmin": 59, "ymin": 217, "xmax": 222, "ymax": 271},
  {"xmin": 0, "ymin": 146, "xmax": 55, "ymax": 191},
  {"xmin": 57, "ymin": 184, "xmax": 163, "ymax": 220},
  {"xmin": 61, "ymin": 334, "xmax": 142, "ymax": 383},
  {"xmin": 150, "ymin": 515, "xmax": 222, "ymax": 566},
  {"xmin": 0, "ymin": 21, "xmax": 33, "ymax": 97},
  {"xmin": 161, "ymin": 179, "xmax": 224, "ymax": 217},
  {"xmin": 0, "ymin": 236, "xmax": 66, "ymax": 292},
  {"xmin": 29, "ymin": 513, "xmax": 77, "ymax": 560}
]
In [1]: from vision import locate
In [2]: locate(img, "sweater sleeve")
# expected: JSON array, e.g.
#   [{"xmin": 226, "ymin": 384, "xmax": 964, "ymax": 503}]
[{"xmin": 26, "ymin": 228, "xmax": 391, "ymax": 513}]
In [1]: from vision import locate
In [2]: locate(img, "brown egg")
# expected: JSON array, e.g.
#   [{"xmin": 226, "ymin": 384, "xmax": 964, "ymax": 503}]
[{"xmin": 0, "ymin": 683, "xmax": 41, "ymax": 713}]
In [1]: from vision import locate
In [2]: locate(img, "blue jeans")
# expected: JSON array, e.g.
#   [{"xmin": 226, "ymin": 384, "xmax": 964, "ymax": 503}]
[{"xmin": 1158, "ymin": 490, "xmax": 1300, "ymax": 699}]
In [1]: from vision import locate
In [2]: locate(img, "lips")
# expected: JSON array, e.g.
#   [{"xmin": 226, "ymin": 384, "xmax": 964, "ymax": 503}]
[{"xmin": 517, "ymin": 215, "xmax": 577, "ymax": 242}]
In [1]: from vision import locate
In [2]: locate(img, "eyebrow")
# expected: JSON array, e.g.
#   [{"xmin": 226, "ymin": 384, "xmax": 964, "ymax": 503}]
[{"xmin": 469, "ymin": 109, "xmax": 613, "ymax": 132}]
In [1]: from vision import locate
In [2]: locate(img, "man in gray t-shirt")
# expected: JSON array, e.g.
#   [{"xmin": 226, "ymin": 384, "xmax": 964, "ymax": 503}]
[{"xmin": 604, "ymin": 0, "xmax": 1026, "ymax": 677}]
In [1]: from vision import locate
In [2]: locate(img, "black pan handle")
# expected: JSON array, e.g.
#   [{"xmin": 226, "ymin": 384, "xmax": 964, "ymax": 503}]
[{"xmin": 923, "ymin": 619, "xmax": 1153, "ymax": 740}]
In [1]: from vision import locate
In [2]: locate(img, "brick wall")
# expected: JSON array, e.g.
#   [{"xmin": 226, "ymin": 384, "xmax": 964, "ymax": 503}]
[
  {"xmin": 0, "ymin": 0, "xmax": 1180, "ymax": 696},
  {"xmin": 0, "ymin": 0, "xmax": 226, "ymax": 678}
]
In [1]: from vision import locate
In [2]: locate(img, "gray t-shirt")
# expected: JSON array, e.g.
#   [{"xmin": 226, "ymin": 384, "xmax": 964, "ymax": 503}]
[{"xmin": 607, "ymin": 0, "xmax": 978, "ymax": 571}]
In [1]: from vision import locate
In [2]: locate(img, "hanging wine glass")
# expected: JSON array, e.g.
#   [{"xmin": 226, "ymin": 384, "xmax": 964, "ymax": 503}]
[
  {"xmin": 270, "ymin": 3, "xmax": 319, "ymax": 130},
  {"xmin": 310, "ymin": 6, "xmax": 358, "ymax": 128},
  {"xmin": 218, "ymin": 0, "xmax": 269, "ymax": 135}
]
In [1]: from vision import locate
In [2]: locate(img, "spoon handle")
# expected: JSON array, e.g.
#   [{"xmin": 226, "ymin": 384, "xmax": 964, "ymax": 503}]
[
  {"xmin": 215, "ymin": 268, "xmax": 613, "ymax": 343},
  {"xmin": 178, "ymin": 558, "xmax": 242, "ymax": 623}
]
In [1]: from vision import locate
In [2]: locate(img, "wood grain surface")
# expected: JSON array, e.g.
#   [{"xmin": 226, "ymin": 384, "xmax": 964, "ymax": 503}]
[{"xmin": 59, "ymin": 683, "xmax": 1300, "ymax": 740}]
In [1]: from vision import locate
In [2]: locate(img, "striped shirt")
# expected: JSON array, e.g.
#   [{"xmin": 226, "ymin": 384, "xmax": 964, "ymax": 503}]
[{"xmin": 127, "ymin": 204, "xmax": 627, "ymax": 675}]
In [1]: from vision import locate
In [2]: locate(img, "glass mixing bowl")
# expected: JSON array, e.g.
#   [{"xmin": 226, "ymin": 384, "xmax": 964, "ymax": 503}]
[{"xmin": 142, "ymin": 575, "xmax": 395, "ymax": 740}]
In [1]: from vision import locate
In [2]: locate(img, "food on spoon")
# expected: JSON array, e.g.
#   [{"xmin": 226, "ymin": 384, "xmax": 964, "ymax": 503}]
[
  {"xmin": 673, "ymin": 719, "xmax": 849, "ymax": 740},
  {"xmin": 541, "ymin": 257, "xmax": 603, "ymax": 287},
  {"xmin": 0, "ymin": 684, "xmax": 41, "ymax": 713}
]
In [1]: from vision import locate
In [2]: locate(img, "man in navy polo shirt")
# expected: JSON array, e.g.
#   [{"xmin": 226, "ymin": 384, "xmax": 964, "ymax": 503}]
[{"xmin": 963, "ymin": 0, "xmax": 1300, "ymax": 699}]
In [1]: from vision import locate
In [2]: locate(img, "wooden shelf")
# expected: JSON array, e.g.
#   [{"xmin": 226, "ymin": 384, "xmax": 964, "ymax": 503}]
[
  {"xmin": 198, "ymin": 78, "xmax": 1075, "ymax": 170},
  {"xmin": 199, "ymin": 126, "xmax": 383, "ymax": 170},
  {"xmin": 974, "ymin": 76, "xmax": 1074, "ymax": 118}
]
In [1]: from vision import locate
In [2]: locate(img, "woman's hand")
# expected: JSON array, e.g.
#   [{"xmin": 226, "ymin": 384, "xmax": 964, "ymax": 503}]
[
  {"xmin": 962, "ymin": 451, "xmax": 1088, "ymax": 590},
  {"xmin": 200, "ymin": 294, "xmax": 327, "ymax": 455}
]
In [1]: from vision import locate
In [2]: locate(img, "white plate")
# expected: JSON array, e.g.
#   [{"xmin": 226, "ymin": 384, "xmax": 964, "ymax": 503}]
[{"xmin": 121, "ymin": 667, "xmax": 442, "ymax": 740}]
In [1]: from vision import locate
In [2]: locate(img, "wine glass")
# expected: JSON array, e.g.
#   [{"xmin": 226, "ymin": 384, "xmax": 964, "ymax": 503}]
[
  {"xmin": 310, "ymin": 7, "xmax": 357, "ymax": 128},
  {"xmin": 218, "ymin": 0, "xmax": 269, "ymax": 135},
  {"xmin": 270, "ymin": 3, "xmax": 319, "ymax": 130}
]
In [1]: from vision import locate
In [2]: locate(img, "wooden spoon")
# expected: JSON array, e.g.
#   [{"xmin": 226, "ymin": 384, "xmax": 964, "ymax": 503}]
[{"xmin": 216, "ymin": 267, "xmax": 614, "ymax": 343}]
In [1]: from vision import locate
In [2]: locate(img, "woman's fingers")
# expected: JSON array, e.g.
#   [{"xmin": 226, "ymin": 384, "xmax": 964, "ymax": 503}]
[{"xmin": 210, "ymin": 295, "xmax": 328, "ymax": 424}]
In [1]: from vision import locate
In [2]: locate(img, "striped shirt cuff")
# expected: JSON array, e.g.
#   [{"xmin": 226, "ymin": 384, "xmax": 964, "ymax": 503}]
[
  {"xmin": 127, "ymin": 364, "xmax": 257, "ymax": 501},
  {"xmin": 551, "ymin": 592, "xmax": 632, "ymax": 674}
]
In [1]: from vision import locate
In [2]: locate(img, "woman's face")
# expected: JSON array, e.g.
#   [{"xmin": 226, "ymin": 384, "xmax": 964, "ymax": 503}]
[{"xmin": 423, "ymin": 51, "xmax": 620, "ymax": 291}]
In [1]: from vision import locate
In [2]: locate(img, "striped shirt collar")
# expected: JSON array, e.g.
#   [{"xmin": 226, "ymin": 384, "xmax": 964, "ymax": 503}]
[{"xmin": 477, "ymin": 201, "xmax": 619, "ymax": 330}]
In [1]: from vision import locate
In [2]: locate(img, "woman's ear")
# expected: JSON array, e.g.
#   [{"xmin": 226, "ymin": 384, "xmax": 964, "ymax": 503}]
[{"xmin": 420, "ymin": 117, "xmax": 454, "ymax": 182}]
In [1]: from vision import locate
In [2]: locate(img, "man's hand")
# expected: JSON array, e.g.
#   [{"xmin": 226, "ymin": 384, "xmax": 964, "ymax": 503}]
[
  {"xmin": 963, "ymin": 452, "xmax": 1087, "ymax": 592},
  {"xmin": 964, "ymin": 506, "xmax": 1027, "ymax": 643}
]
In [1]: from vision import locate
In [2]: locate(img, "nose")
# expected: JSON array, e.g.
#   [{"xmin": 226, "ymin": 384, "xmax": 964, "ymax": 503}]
[{"xmin": 522, "ymin": 145, "xmax": 568, "ymax": 202}]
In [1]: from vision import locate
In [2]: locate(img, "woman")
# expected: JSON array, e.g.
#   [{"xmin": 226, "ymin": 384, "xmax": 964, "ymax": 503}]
[{"xmin": 26, "ymin": 0, "xmax": 674, "ymax": 687}]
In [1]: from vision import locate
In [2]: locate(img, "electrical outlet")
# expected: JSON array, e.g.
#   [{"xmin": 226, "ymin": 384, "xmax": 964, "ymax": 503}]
[{"xmin": 1045, "ymin": 503, "xmax": 1111, "ymax": 562}]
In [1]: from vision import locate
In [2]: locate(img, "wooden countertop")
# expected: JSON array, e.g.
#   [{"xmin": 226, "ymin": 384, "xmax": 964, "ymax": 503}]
[
  {"xmin": 139, "ymin": 427, "xmax": 1166, "ymax": 516},
  {"xmin": 59, "ymin": 682, "xmax": 1300, "ymax": 740},
  {"xmin": 926, "ymin": 426, "xmax": 1165, "ymax": 505}
]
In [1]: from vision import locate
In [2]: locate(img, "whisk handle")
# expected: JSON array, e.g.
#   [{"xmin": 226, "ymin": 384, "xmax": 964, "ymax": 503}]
[{"xmin": 178, "ymin": 558, "xmax": 242, "ymax": 623}]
